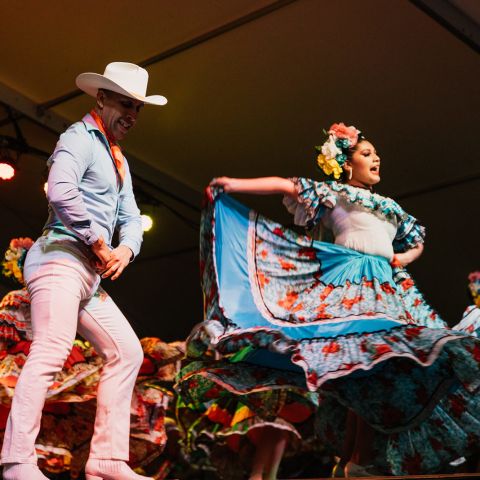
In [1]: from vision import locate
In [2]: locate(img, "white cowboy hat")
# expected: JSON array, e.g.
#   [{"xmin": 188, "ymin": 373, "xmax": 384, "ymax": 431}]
[{"xmin": 76, "ymin": 62, "xmax": 167, "ymax": 106}]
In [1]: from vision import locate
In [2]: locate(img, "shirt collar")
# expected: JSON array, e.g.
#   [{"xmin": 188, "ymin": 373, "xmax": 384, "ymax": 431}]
[
  {"xmin": 82, "ymin": 113, "xmax": 110, "ymax": 147},
  {"xmin": 82, "ymin": 113, "xmax": 100, "ymax": 132}
]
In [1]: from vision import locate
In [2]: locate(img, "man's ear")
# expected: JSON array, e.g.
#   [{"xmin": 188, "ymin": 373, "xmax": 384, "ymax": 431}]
[{"xmin": 96, "ymin": 90, "xmax": 105, "ymax": 109}]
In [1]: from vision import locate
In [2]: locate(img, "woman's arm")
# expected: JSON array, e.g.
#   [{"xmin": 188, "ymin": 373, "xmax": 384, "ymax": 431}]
[
  {"xmin": 393, "ymin": 243, "xmax": 424, "ymax": 267},
  {"xmin": 210, "ymin": 176, "xmax": 297, "ymax": 198}
]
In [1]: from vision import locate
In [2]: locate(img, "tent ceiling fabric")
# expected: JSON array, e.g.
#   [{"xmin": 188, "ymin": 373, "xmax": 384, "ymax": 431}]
[
  {"xmin": 0, "ymin": 0, "xmax": 479, "ymax": 338},
  {"xmin": 451, "ymin": 0, "xmax": 480, "ymax": 25}
]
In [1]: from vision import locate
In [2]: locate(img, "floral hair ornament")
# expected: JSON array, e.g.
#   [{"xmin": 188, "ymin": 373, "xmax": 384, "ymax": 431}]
[
  {"xmin": 468, "ymin": 271, "xmax": 480, "ymax": 308},
  {"xmin": 1, "ymin": 237, "xmax": 34, "ymax": 285},
  {"xmin": 315, "ymin": 122, "xmax": 361, "ymax": 179}
]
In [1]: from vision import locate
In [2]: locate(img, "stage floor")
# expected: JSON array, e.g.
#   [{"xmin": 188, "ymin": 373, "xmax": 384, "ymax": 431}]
[{"xmin": 281, "ymin": 475, "xmax": 480, "ymax": 480}]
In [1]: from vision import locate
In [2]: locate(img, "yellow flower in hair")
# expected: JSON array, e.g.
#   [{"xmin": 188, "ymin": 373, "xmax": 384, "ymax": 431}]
[
  {"xmin": 317, "ymin": 154, "xmax": 343, "ymax": 179},
  {"xmin": 317, "ymin": 154, "xmax": 328, "ymax": 172},
  {"xmin": 2, "ymin": 261, "xmax": 14, "ymax": 277},
  {"xmin": 12, "ymin": 264, "xmax": 23, "ymax": 284}
]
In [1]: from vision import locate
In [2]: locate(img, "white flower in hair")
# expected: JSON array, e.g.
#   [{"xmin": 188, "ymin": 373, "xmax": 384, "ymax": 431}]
[{"xmin": 321, "ymin": 135, "xmax": 342, "ymax": 160}]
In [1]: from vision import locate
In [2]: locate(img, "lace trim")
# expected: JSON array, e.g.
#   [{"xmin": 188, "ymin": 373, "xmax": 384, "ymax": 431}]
[{"xmin": 291, "ymin": 178, "xmax": 425, "ymax": 246}]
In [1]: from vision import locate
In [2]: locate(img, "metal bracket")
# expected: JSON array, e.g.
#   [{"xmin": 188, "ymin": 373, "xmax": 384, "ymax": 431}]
[{"xmin": 411, "ymin": 0, "xmax": 480, "ymax": 53}]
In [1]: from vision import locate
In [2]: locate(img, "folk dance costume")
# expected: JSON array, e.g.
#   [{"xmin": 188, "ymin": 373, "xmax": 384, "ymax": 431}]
[
  {"xmin": 0, "ymin": 316, "xmax": 180, "ymax": 478},
  {"xmin": 176, "ymin": 386, "xmax": 320, "ymax": 479},
  {"xmin": 455, "ymin": 272, "xmax": 480, "ymax": 337},
  {"xmin": 0, "ymin": 240, "xmax": 181, "ymax": 478},
  {"xmin": 179, "ymin": 125, "xmax": 480, "ymax": 475}
]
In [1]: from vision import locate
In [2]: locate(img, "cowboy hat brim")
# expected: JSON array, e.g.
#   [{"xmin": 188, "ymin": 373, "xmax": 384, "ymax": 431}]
[{"xmin": 76, "ymin": 72, "xmax": 167, "ymax": 106}]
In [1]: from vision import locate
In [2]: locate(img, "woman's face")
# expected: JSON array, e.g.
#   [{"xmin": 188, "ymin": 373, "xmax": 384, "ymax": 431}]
[{"xmin": 345, "ymin": 140, "xmax": 381, "ymax": 188}]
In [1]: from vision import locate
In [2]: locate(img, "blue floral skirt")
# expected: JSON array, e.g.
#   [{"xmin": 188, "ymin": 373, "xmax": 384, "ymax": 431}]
[
  {"xmin": 455, "ymin": 305, "xmax": 480, "ymax": 337},
  {"xmin": 179, "ymin": 193, "xmax": 480, "ymax": 474}
]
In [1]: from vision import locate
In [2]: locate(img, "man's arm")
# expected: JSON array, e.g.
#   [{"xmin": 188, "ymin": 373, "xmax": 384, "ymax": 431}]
[
  {"xmin": 116, "ymin": 162, "xmax": 143, "ymax": 259},
  {"xmin": 47, "ymin": 125, "xmax": 103, "ymax": 246},
  {"xmin": 101, "ymin": 162, "xmax": 142, "ymax": 281}
]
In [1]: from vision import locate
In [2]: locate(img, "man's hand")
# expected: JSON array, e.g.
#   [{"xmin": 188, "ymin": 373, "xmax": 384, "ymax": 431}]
[
  {"xmin": 91, "ymin": 236, "xmax": 112, "ymax": 271},
  {"xmin": 101, "ymin": 245, "xmax": 133, "ymax": 281}
]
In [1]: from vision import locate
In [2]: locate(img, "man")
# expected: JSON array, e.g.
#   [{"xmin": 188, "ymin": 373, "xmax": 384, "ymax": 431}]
[{"xmin": 1, "ymin": 62, "xmax": 167, "ymax": 480}]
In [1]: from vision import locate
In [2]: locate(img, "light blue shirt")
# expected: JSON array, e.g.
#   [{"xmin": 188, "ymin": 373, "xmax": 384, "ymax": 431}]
[{"xmin": 44, "ymin": 113, "xmax": 143, "ymax": 258}]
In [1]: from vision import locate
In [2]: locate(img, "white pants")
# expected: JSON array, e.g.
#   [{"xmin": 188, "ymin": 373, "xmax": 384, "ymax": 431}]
[{"xmin": 1, "ymin": 233, "xmax": 143, "ymax": 464}]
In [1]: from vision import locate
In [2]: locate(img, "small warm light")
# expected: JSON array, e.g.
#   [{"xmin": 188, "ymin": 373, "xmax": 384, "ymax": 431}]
[
  {"xmin": 44, "ymin": 182, "xmax": 48, "ymax": 195},
  {"xmin": 0, "ymin": 162, "xmax": 15, "ymax": 180},
  {"xmin": 141, "ymin": 214, "xmax": 153, "ymax": 232}
]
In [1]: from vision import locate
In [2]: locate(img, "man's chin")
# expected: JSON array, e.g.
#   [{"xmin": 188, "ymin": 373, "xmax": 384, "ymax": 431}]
[{"xmin": 113, "ymin": 130, "xmax": 126, "ymax": 142}]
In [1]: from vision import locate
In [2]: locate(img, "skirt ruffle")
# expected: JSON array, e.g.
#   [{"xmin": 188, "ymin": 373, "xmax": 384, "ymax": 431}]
[
  {"xmin": 179, "ymin": 193, "xmax": 480, "ymax": 473},
  {"xmin": 0, "ymin": 288, "xmax": 32, "ymax": 344},
  {"xmin": 454, "ymin": 305, "xmax": 480, "ymax": 337},
  {"xmin": 176, "ymin": 377, "xmax": 320, "ymax": 480},
  {"xmin": 192, "ymin": 389, "xmax": 316, "ymax": 443},
  {"xmin": 317, "ymin": 378, "xmax": 480, "ymax": 475}
]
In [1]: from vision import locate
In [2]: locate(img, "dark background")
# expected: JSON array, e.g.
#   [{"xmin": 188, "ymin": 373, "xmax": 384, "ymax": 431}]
[{"xmin": 1, "ymin": 0, "xmax": 479, "ymax": 339}]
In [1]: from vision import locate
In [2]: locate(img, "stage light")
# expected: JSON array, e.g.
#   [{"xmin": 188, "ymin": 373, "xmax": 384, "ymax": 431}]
[
  {"xmin": 141, "ymin": 214, "xmax": 153, "ymax": 232},
  {"xmin": 0, "ymin": 149, "xmax": 16, "ymax": 180},
  {"xmin": 0, "ymin": 163, "xmax": 15, "ymax": 180}
]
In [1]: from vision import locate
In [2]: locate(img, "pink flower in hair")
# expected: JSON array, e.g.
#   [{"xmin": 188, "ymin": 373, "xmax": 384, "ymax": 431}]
[
  {"xmin": 329, "ymin": 123, "xmax": 361, "ymax": 147},
  {"xmin": 468, "ymin": 271, "xmax": 480, "ymax": 283},
  {"xmin": 2, "ymin": 237, "xmax": 34, "ymax": 285}
]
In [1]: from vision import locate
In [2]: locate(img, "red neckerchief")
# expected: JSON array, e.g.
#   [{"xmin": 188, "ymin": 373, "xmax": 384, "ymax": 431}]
[{"xmin": 89, "ymin": 110, "xmax": 126, "ymax": 185}]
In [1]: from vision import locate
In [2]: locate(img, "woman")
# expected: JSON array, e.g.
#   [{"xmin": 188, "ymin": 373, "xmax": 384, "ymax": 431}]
[{"xmin": 179, "ymin": 123, "xmax": 480, "ymax": 476}]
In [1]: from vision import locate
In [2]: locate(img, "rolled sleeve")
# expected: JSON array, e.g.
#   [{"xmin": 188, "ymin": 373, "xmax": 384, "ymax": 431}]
[
  {"xmin": 117, "ymin": 163, "xmax": 143, "ymax": 260},
  {"xmin": 47, "ymin": 127, "xmax": 103, "ymax": 245}
]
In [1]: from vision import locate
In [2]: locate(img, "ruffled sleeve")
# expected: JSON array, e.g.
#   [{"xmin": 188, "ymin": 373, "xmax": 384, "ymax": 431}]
[
  {"xmin": 283, "ymin": 177, "xmax": 336, "ymax": 228},
  {"xmin": 393, "ymin": 214, "xmax": 426, "ymax": 253}
]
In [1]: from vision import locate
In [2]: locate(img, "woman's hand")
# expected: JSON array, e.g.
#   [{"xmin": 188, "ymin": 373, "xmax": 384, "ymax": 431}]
[
  {"xmin": 209, "ymin": 176, "xmax": 237, "ymax": 192},
  {"xmin": 391, "ymin": 243, "xmax": 424, "ymax": 267}
]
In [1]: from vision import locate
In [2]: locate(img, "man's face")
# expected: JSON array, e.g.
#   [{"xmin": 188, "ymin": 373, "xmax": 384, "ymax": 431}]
[{"xmin": 97, "ymin": 90, "xmax": 144, "ymax": 141}]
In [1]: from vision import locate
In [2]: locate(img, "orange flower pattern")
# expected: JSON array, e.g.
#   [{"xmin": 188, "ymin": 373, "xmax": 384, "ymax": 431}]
[{"xmin": 181, "ymin": 187, "xmax": 480, "ymax": 476}]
